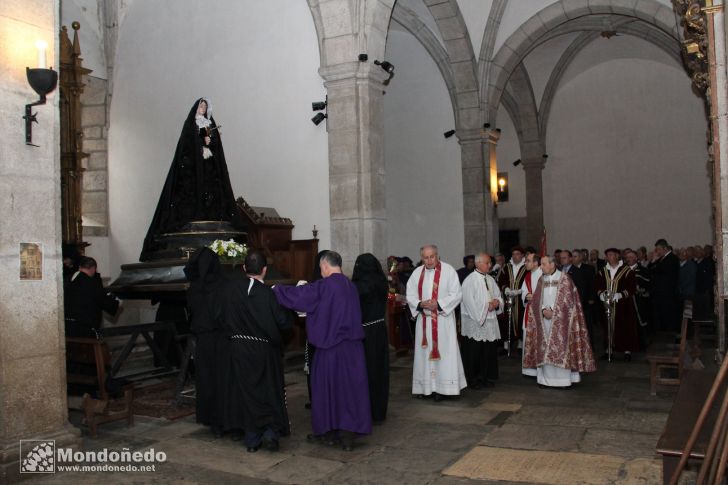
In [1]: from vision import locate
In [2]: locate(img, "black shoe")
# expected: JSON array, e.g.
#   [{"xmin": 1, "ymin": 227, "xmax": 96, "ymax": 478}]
[
  {"xmin": 599, "ymin": 353, "xmax": 609, "ymax": 361},
  {"xmin": 484, "ymin": 380, "xmax": 495, "ymax": 388},
  {"xmin": 304, "ymin": 402, "xmax": 311, "ymax": 409},
  {"xmin": 246, "ymin": 445, "xmax": 259, "ymax": 453},
  {"xmin": 342, "ymin": 443, "xmax": 353, "ymax": 452},
  {"xmin": 306, "ymin": 433, "xmax": 324, "ymax": 444},
  {"xmin": 211, "ymin": 426, "xmax": 224, "ymax": 439},
  {"xmin": 624, "ymin": 353, "xmax": 632, "ymax": 362},
  {"xmin": 469, "ymin": 382, "xmax": 482, "ymax": 390},
  {"xmin": 262, "ymin": 437, "xmax": 279, "ymax": 452},
  {"xmin": 230, "ymin": 432, "xmax": 243, "ymax": 442},
  {"xmin": 433, "ymin": 393, "xmax": 443, "ymax": 402},
  {"xmin": 325, "ymin": 435, "xmax": 341, "ymax": 446}
]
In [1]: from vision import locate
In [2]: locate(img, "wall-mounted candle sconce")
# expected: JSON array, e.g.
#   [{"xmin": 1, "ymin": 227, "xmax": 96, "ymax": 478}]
[
  {"xmin": 24, "ymin": 40, "xmax": 58, "ymax": 146},
  {"xmin": 497, "ymin": 172, "xmax": 509, "ymax": 202}
]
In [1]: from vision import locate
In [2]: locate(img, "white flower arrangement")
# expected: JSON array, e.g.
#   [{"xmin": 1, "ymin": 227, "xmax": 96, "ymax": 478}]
[{"xmin": 209, "ymin": 239, "xmax": 247, "ymax": 264}]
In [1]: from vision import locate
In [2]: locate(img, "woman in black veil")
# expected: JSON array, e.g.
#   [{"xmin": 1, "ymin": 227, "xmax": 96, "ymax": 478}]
[
  {"xmin": 184, "ymin": 247, "xmax": 226, "ymax": 436},
  {"xmin": 352, "ymin": 253, "xmax": 390, "ymax": 423},
  {"xmin": 140, "ymin": 98, "xmax": 243, "ymax": 261}
]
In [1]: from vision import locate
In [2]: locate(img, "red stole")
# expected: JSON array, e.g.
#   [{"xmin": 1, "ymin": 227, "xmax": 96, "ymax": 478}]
[
  {"xmin": 417, "ymin": 262, "xmax": 442, "ymax": 361},
  {"xmin": 524, "ymin": 272, "xmax": 534, "ymax": 328}
]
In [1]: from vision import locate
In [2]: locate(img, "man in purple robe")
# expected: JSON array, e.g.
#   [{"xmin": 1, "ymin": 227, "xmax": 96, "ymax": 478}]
[{"xmin": 273, "ymin": 251, "xmax": 372, "ymax": 450}]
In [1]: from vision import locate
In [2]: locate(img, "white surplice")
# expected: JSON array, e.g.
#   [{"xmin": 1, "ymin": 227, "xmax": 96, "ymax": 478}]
[
  {"xmin": 537, "ymin": 270, "xmax": 581, "ymax": 387},
  {"xmin": 461, "ymin": 270, "xmax": 503, "ymax": 342},
  {"xmin": 520, "ymin": 267, "xmax": 542, "ymax": 377},
  {"xmin": 406, "ymin": 261, "xmax": 467, "ymax": 395}
]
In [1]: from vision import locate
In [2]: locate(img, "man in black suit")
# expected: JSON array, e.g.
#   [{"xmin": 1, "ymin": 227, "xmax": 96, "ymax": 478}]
[
  {"xmin": 64, "ymin": 257, "xmax": 119, "ymax": 338},
  {"xmin": 457, "ymin": 255, "xmax": 475, "ymax": 284},
  {"xmin": 560, "ymin": 249, "xmax": 577, "ymax": 289},
  {"xmin": 651, "ymin": 239, "xmax": 681, "ymax": 332},
  {"xmin": 589, "ymin": 249, "xmax": 606, "ymax": 271},
  {"xmin": 573, "ymin": 249, "xmax": 597, "ymax": 314},
  {"xmin": 562, "ymin": 249, "xmax": 596, "ymax": 345}
]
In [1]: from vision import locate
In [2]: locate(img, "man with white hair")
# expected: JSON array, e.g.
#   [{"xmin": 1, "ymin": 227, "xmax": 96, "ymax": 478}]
[
  {"xmin": 523, "ymin": 255, "xmax": 596, "ymax": 388},
  {"xmin": 406, "ymin": 244, "xmax": 466, "ymax": 400},
  {"xmin": 460, "ymin": 252, "xmax": 503, "ymax": 389}
]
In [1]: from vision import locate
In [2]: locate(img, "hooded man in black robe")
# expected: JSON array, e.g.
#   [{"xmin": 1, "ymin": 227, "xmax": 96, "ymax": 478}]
[
  {"xmin": 184, "ymin": 247, "xmax": 226, "ymax": 437},
  {"xmin": 220, "ymin": 250, "xmax": 292, "ymax": 452},
  {"xmin": 352, "ymin": 253, "xmax": 390, "ymax": 423},
  {"xmin": 140, "ymin": 97, "xmax": 243, "ymax": 261}
]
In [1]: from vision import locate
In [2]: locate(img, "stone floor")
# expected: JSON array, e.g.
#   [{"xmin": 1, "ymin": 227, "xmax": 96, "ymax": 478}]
[{"xmin": 27, "ymin": 351, "xmax": 698, "ymax": 484}]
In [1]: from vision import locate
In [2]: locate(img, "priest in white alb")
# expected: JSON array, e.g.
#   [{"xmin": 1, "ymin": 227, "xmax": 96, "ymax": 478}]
[
  {"xmin": 406, "ymin": 244, "xmax": 467, "ymax": 401},
  {"xmin": 460, "ymin": 252, "xmax": 503, "ymax": 389},
  {"xmin": 523, "ymin": 255, "xmax": 596, "ymax": 388}
]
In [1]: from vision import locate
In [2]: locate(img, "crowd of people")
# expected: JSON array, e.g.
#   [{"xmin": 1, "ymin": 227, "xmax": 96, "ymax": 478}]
[
  {"xmin": 63, "ymin": 238, "xmax": 716, "ymax": 454},
  {"xmin": 184, "ymin": 249, "xmax": 392, "ymax": 453},
  {"xmin": 384, "ymin": 238, "xmax": 715, "ymax": 393}
]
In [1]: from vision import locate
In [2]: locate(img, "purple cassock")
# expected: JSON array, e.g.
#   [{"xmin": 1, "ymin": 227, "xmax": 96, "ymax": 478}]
[{"xmin": 273, "ymin": 273, "xmax": 372, "ymax": 436}]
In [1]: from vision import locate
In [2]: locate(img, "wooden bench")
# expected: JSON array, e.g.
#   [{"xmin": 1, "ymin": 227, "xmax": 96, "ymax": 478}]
[
  {"xmin": 66, "ymin": 337, "xmax": 134, "ymax": 437},
  {"xmin": 66, "ymin": 337, "xmax": 112, "ymax": 400},
  {"xmin": 646, "ymin": 310, "xmax": 690, "ymax": 395},
  {"xmin": 656, "ymin": 370, "xmax": 720, "ymax": 484}
]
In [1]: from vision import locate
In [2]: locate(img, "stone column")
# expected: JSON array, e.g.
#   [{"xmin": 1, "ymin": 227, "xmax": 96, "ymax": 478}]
[
  {"xmin": 0, "ymin": 1, "xmax": 82, "ymax": 482},
  {"xmin": 522, "ymin": 156, "xmax": 546, "ymax": 247},
  {"xmin": 459, "ymin": 129, "xmax": 491, "ymax": 255},
  {"xmin": 321, "ymin": 64, "xmax": 388, "ymax": 272}
]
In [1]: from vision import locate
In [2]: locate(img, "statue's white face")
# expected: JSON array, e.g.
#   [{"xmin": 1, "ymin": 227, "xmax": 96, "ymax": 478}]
[{"xmin": 197, "ymin": 101, "xmax": 207, "ymax": 117}]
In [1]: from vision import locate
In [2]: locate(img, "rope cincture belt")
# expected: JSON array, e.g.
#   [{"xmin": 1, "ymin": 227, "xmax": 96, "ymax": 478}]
[
  {"xmin": 231, "ymin": 334, "xmax": 269, "ymax": 343},
  {"xmin": 362, "ymin": 318, "xmax": 385, "ymax": 327}
]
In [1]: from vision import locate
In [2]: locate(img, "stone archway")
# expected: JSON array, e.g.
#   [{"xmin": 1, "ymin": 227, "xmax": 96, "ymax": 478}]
[
  {"xmin": 487, "ymin": 0, "xmax": 679, "ymax": 126},
  {"xmin": 483, "ymin": 0, "xmax": 681, "ymax": 245}
]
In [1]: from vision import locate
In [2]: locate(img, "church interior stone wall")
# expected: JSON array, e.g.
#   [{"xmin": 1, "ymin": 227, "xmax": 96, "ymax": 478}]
[
  {"xmin": 59, "ymin": 0, "xmax": 712, "ymax": 270},
  {"xmin": 103, "ymin": 0, "xmax": 329, "ymax": 276},
  {"xmin": 384, "ymin": 28, "xmax": 465, "ymax": 264},
  {"xmin": 494, "ymin": 33, "xmax": 710, "ymax": 250},
  {"xmin": 543, "ymin": 35, "xmax": 710, "ymax": 250}
]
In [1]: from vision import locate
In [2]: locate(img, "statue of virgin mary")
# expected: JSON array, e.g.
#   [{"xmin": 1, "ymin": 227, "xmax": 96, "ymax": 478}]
[{"xmin": 140, "ymin": 98, "xmax": 244, "ymax": 261}]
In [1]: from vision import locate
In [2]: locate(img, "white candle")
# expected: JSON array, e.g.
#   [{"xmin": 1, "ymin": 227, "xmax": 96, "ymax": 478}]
[{"xmin": 35, "ymin": 40, "xmax": 47, "ymax": 69}]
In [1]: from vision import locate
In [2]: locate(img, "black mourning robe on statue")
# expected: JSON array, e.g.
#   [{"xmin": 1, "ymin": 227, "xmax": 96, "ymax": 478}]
[
  {"xmin": 220, "ymin": 276, "xmax": 292, "ymax": 437},
  {"xmin": 352, "ymin": 253, "xmax": 390, "ymax": 423},
  {"xmin": 184, "ymin": 248, "xmax": 225, "ymax": 429},
  {"xmin": 140, "ymin": 98, "xmax": 243, "ymax": 261}
]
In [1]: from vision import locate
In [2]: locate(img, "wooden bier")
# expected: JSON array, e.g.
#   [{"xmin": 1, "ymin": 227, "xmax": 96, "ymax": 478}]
[{"xmin": 236, "ymin": 196, "xmax": 318, "ymax": 283}]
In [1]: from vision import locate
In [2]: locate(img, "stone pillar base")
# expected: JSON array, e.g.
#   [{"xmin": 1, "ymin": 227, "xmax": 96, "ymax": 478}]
[{"xmin": 0, "ymin": 423, "xmax": 81, "ymax": 484}]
